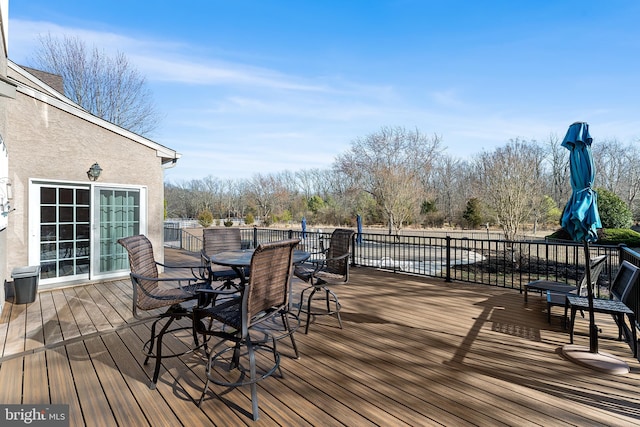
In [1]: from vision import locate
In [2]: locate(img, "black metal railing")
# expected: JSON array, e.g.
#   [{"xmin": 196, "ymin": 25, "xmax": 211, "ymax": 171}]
[
  {"xmin": 166, "ymin": 226, "xmax": 640, "ymax": 341},
  {"xmin": 619, "ymin": 246, "xmax": 640, "ymax": 335},
  {"xmin": 166, "ymin": 227, "xmax": 625, "ymax": 290}
]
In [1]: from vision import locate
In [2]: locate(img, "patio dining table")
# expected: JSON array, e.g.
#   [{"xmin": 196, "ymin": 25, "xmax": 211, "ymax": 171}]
[{"xmin": 210, "ymin": 248, "xmax": 310, "ymax": 284}]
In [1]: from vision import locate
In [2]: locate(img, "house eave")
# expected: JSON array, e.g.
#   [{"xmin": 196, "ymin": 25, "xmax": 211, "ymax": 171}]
[
  {"xmin": 8, "ymin": 60, "xmax": 179, "ymax": 163},
  {"xmin": 0, "ymin": 73, "xmax": 16, "ymax": 99}
]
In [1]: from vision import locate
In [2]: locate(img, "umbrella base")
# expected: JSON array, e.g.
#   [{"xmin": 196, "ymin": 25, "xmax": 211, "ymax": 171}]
[{"xmin": 561, "ymin": 344, "xmax": 629, "ymax": 375}]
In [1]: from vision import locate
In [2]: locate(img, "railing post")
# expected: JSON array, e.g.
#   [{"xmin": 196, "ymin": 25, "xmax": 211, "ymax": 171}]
[
  {"xmin": 618, "ymin": 243, "xmax": 628, "ymax": 265},
  {"xmin": 253, "ymin": 226, "xmax": 258, "ymax": 248},
  {"xmin": 351, "ymin": 234, "xmax": 356, "ymax": 267},
  {"xmin": 445, "ymin": 236, "xmax": 452, "ymax": 282}
]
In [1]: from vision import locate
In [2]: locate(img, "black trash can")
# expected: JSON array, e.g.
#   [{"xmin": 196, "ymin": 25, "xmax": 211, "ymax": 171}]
[{"xmin": 11, "ymin": 266, "xmax": 40, "ymax": 304}]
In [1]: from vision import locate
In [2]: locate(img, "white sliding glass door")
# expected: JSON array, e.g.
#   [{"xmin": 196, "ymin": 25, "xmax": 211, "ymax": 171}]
[{"xmin": 30, "ymin": 181, "xmax": 146, "ymax": 286}]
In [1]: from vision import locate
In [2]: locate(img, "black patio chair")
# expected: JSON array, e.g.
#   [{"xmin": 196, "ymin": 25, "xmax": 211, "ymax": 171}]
[
  {"xmin": 294, "ymin": 228, "xmax": 355, "ymax": 333},
  {"xmin": 524, "ymin": 254, "xmax": 607, "ymax": 304},
  {"xmin": 117, "ymin": 234, "xmax": 211, "ymax": 389},
  {"xmin": 201, "ymin": 227, "xmax": 247, "ymax": 289},
  {"xmin": 545, "ymin": 254, "xmax": 607, "ymax": 324},
  {"xmin": 192, "ymin": 238, "xmax": 300, "ymax": 421},
  {"xmin": 566, "ymin": 260, "xmax": 640, "ymax": 356}
]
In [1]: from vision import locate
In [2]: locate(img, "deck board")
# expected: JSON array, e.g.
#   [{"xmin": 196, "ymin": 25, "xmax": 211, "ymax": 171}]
[
  {"xmin": 66, "ymin": 339, "xmax": 118, "ymax": 427},
  {"xmin": 47, "ymin": 346, "xmax": 85, "ymax": 427},
  {"xmin": 4, "ymin": 302, "xmax": 26, "ymax": 356},
  {"xmin": 1, "ymin": 247, "xmax": 639, "ymax": 426},
  {"xmin": 23, "ymin": 351, "xmax": 49, "ymax": 404},
  {"xmin": 0, "ymin": 356, "xmax": 23, "ymax": 404}
]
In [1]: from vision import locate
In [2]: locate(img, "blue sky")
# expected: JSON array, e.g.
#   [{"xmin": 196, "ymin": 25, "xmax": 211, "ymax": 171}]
[{"xmin": 8, "ymin": 1, "xmax": 640, "ymax": 182}]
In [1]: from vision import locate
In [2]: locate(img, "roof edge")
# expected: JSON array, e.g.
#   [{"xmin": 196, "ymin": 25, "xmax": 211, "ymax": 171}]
[{"xmin": 8, "ymin": 60, "xmax": 180, "ymax": 164}]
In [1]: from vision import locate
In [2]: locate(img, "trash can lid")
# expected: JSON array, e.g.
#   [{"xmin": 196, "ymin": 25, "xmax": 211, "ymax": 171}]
[{"xmin": 11, "ymin": 265, "xmax": 41, "ymax": 278}]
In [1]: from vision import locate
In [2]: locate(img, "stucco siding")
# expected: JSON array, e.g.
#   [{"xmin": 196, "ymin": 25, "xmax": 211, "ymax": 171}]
[{"xmin": 5, "ymin": 75, "xmax": 167, "ymax": 281}]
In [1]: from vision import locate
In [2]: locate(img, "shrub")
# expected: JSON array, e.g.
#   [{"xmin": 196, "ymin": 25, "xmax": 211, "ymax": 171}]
[
  {"xmin": 245, "ymin": 213, "xmax": 255, "ymax": 225},
  {"xmin": 462, "ymin": 198, "xmax": 484, "ymax": 228},
  {"xmin": 596, "ymin": 187, "xmax": 632, "ymax": 229},
  {"xmin": 197, "ymin": 209, "xmax": 214, "ymax": 228},
  {"xmin": 423, "ymin": 212, "xmax": 446, "ymax": 227},
  {"xmin": 547, "ymin": 227, "xmax": 640, "ymax": 247},
  {"xmin": 598, "ymin": 228, "xmax": 640, "ymax": 246},
  {"xmin": 223, "ymin": 220, "xmax": 233, "ymax": 227}
]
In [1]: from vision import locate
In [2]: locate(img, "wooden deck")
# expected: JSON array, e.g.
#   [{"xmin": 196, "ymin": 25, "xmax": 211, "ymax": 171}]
[{"xmin": 1, "ymin": 248, "xmax": 639, "ymax": 426}]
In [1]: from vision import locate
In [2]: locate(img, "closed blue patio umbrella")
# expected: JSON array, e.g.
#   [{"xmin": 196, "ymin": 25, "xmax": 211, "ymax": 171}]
[
  {"xmin": 561, "ymin": 122, "xmax": 601, "ymax": 245},
  {"xmin": 301, "ymin": 216, "xmax": 307, "ymax": 240},
  {"xmin": 560, "ymin": 122, "xmax": 601, "ymax": 354},
  {"xmin": 356, "ymin": 214, "xmax": 363, "ymax": 244}
]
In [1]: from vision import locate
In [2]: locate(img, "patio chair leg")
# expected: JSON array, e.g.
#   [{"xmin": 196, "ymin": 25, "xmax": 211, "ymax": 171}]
[
  {"xmin": 145, "ymin": 318, "xmax": 160, "ymax": 366},
  {"xmin": 304, "ymin": 287, "xmax": 318, "ymax": 334},
  {"xmin": 325, "ymin": 288, "xmax": 332, "ymax": 314},
  {"xmin": 327, "ymin": 288, "xmax": 343, "ymax": 329},
  {"xmin": 297, "ymin": 286, "xmax": 310, "ymax": 317},
  {"xmin": 271, "ymin": 335, "xmax": 284, "ymax": 378},
  {"xmin": 281, "ymin": 311, "xmax": 300, "ymax": 359},
  {"xmin": 150, "ymin": 315, "xmax": 176, "ymax": 389},
  {"xmin": 248, "ymin": 339, "xmax": 260, "ymax": 421},
  {"xmin": 198, "ymin": 351, "xmax": 213, "ymax": 407}
]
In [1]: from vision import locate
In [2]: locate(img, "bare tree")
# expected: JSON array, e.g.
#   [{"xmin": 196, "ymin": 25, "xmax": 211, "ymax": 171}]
[
  {"xmin": 431, "ymin": 155, "xmax": 471, "ymax": 225},
  {"xmin": 542, "ymin": 133, "xmax": 570, "ymax": 208},
  {"xmin": 30, "ymin": 33, "xmax": 160, "ymax": 136},
  {"xmin": 622, "ymin": 144, "xmax": 640, "ymax": 217},
  {"xmin": 164, "ymin": 180, "xmax": 201, "ymax": 218},
  {"xmin": 593, "ymin": 139, "xmax": 640, "ymax": 220},
  {"xmin": 335, "ymin": 126, "xmax": 442, "ymax": 235},
  {"xmin": 246, "ymin": 173, "xmax": 290, "ymax": 225},
  {"xmin": 474, "ymin": 139, "xmax": 545, "ymax": 241},
  {"xmin": 593, "ymin": 139, "xmax": 627, "ymax": 195}
]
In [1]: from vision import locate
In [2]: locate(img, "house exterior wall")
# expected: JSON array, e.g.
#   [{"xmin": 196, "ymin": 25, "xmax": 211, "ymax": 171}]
[
  {"xmin": 5, "ymin": 69, "xmax": 167, "ymax": 284},
  {"xmin": 0, "ymin": 0, "xmax": 10, "ymax": 308}
]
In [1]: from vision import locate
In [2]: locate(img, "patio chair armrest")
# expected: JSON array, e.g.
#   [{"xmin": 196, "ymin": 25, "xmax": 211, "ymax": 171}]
[
  {"xmin": 195, "ymin": 286, "xmax": 240, "ymax": 306},
  {"xmin": 326, "ymin": 252, "xmax": 350, "ymax": 262},
  {"xmin": 302, "ymin": 257, "xmax": 327, "ymax": 272},
  {"xmin": 156, "ymin": 261, "xmax": 209, "ymax": 282},
  {"xmin": 307, "ymin": 252, "xmax": 350, "ymax": 275},
  {"xmin": 200, "ymin": 250, "xmax": 212, "ymax": 264},
  {"xmin": 306, "ymin": 247, "xmax": 329, "ymax": 257},
  {"xmin": 195, "ymin": 287, "xmax": 238, "ymax": 296},
  {"xmin": 131, "ymin": 272, "xmax": 205, "ymax": 290}
]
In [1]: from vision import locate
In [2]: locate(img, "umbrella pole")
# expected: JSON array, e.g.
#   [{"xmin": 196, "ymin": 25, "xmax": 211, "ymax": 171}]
[{"xmin": 583, "ymin": 240, "xmax": 598, "ymax": 353}]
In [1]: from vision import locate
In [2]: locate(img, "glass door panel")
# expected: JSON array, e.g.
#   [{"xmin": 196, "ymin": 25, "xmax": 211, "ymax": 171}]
[
  {"xmin": 96, "ymin": 188, "xmax": 141, "ymax": 274},
  {"xmin": 39, "ymin": 185, "xmax": 91, "ymax": 281}
]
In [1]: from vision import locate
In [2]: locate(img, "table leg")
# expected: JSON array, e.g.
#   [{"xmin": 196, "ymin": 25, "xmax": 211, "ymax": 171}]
[
  {"xmin": 616, "ymin": 313, "xmax": 624, "ymax": 341},
  {"xmin": 628, "ymin": 314, "xmax": 637, "ymax": 358},
  {"xmin": 569, "ymin": 306, "xmax": 577, "ymax": 344}
]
